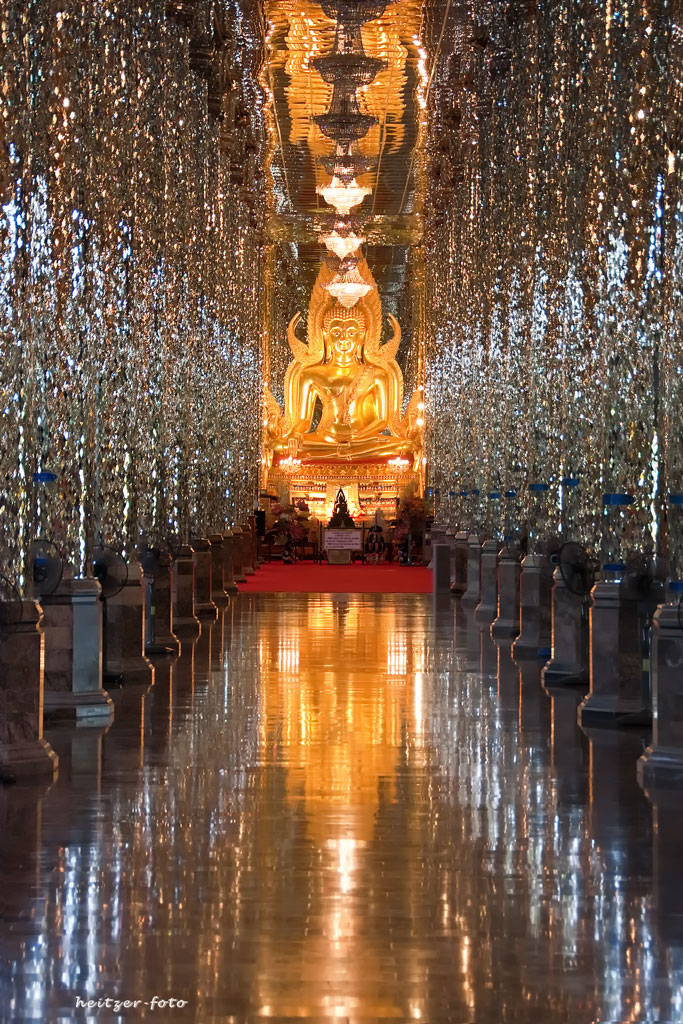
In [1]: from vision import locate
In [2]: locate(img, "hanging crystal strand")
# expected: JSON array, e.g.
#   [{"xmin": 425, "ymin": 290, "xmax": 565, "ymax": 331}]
[
  {"xmin": 204, "ymin": 132, "xmax": 222, "ymax": 536},
  {"xmin": 556, "ymin": 8, "xmax": 599, "ymax": 551},
  {"xmin": 132, "ymin": 2, "xmax": 168, "ymax": 551},
  {"xmin": 0, "ymin": 0, "xmax": 266, "ymax": 587},
  {"xmin": 592, "ymin": 1, "xmax": 666, "ymax": 575},
  {"xmin": 0, "ymin": 2, "xmax": 33, "ymax": 590},
  {"xmin": 90, "ymin": 0, "xmax": 135, "ymax": 556},
  {"xmin": 42, "ymin": 0, "xmax": 98, "ymax": 577},
  {"xmin": 24, "ymin": 0, "xmax": 54, "ymax": 562},
  {"xmin": 661, "ymin": 11, "xmax": 683, "ymax": 593}
]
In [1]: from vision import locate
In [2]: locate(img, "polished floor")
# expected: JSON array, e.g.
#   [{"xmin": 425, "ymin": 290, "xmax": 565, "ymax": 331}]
[{"xmin": 1, "ymin": 595, "xmax": 682, "ymax": 1023}]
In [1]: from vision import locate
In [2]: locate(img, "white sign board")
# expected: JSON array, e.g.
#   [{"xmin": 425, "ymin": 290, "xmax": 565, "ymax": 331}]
[{"xmin": 324, "ymin": 529, "xmax": 362, "ymax": 551}]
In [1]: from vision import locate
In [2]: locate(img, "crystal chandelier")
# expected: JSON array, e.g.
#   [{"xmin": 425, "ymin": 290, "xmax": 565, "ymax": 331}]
[
  {"xmin": 313, "ymin": 14, "xmax": 387, "ymax": 90},
  {"xmin": 320, "ymin": 0, "xmax": 396, "ymax": 28},
  {"xmin": 324, "ymin": 265, "xmax": 373, "ymax": 308},
  {"xmin": 314, "ymin": 110, "xmax": 377, "ymax": 143},
  {"xmin": 388, "ymin": 456, "xmax": 410, "ymax": 471},
  {"xmin": 321, "ymin": 228, "xmax": 365, "ymax": 259},
  {"xmin": 317, "ymin": 175, "xmax": 371, "ymax": 214},
  {"xmin": 313, "ymin": 83, "xmax": 376, "ymax": 143},
  {"xmin": 313, "ymin": 53, "xmax": 387, "ymax": 88}
]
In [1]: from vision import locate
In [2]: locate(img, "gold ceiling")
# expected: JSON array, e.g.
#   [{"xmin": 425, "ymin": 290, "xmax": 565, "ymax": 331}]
[{"xmin": 262, "ymin": 0, "xmax": 428, "ymax": 229}]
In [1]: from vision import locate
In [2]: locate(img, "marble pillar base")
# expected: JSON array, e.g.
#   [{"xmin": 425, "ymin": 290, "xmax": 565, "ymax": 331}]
[
  {"xmin": 542, "ymin": 568, "xmax": 588, "ymax": 687},
  {"xmin": 43, "ymin": 689, "xmax": 114, "ymax": 722},
  {"xmin": 222, "ymin": 530, "xmax": 239, "ymax": 594},
  {"xmin": 445, "ymin": 530, "xmax": 456, "ymax": 585},
  {"xmin": 192, "ymin": 539, "xmax": 218, "ymax": 619},
  {"xmin": 209, "ymin": 534, "xmax": 229, "ymax": 606},
  {"xmin": 475, "ymin": 540, "xmax": 499, "ymax": 626},
  {"xmin": 451, "ymin": 533, "xmax": 469, "ymax": 596},
  {"xmin": 0, "ymin": 599, "xmax": 58, "ymax": 778},
  {"xmin": 428, "ymin": 524, "xmax": 448, "ymax": 568},
  {"xmin": 143, "ymin": 564, "xmax": 180, "ymax": 657},
  {"xmin": 637, "ymin": 602, "xmax": 683, "ymax": 787},
  {"xmin": 172, "ymin": 546, "xmax": 201, "ymax": 638},
  {"xmin": 578, "ymin": 580, "xmax": 643, "ymax": 728},
  {"xmin": 104, "ymin": 563, "xmax": 154, "ymax": 686},
  {"xmin": 491, "ymin": 548, "xmax": 521, "ymax": 640},
  {"xmin": 42, "ymin": 579, "xmax": 113, "ymax": 724},
  {"xmin": 512, "ymin": 554, "xmax": 552, "ymax": 660},
  {"xmin": 231, "ymin": 527, "xmax": 246, "ymax": 583},
  {"xmin": 241, "ymin": 524, "xmax": 255, "ymax": 576},
  {"xmin": 461, "ymin": 536, "xmax": 482, "ymax": 608},
  {"xmin": 432, "ymin": 544, "xmax": 451, "ymax": 595}
]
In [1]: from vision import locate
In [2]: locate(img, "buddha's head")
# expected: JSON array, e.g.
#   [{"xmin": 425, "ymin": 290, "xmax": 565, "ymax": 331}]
[{"xmin": 322, "ymin": 303, "xmax": 366, "ymax": 365}]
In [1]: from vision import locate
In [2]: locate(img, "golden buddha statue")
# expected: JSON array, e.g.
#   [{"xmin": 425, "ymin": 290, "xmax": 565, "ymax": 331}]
[{"xmin": 265, "ymin": 260, "xmax": 423, "ymax": 468}]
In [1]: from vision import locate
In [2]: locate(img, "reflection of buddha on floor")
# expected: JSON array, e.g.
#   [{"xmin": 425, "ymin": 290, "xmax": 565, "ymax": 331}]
[{"xmin": 265, "ymin": 261, "xmax": 423, "ymax": 466}]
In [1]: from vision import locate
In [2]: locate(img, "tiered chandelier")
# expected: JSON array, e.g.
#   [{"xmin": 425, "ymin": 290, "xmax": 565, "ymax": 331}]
[
  {"xmin": 321, "ymin": 225, "xmax": 366, "ymax": 260},
  {"xmin": 313, "ymin": 0, "xmax": 396, "ymax": 307},
  {"xmin": 319, "ymin": 0, "xmax": 394, "ymax": 27},
  {"xmin": 317, "ymin": 175, "xmax": 371, "ymax": 215}
]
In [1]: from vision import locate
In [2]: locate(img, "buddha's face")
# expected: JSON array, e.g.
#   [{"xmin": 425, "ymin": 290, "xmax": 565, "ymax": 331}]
[{"xmin": 324, "ymin": 316, "xmax": 364, "ymax": 364}]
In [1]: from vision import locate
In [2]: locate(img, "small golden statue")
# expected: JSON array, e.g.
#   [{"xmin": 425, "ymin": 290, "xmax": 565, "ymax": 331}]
[{"xmin": 265, "ymin": 260, "xmax": 424, "ymax": 468}]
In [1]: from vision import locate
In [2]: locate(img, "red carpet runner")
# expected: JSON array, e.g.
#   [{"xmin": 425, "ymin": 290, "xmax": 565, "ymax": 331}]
[{"xmin": 237, "ymin": 561, "xmax": 432, "ymax": 594}]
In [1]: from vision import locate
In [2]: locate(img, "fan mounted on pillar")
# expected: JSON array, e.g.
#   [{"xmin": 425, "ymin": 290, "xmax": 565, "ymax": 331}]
[
  {"xmin": 553, "ymin": 542, "xmax": 598, "ymax": 597},
  {"xmin": 30, "ymin": 540, "xmax": 64, "ymax": 599}
]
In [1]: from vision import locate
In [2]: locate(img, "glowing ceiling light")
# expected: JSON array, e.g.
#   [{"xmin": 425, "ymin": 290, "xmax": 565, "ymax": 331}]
[
  {"xmin": 321, "ymin": 229, "xmax": 365, "ymax": 260},
  {"xmin": 317, "ymin": 175, "xmax": 371, "ymax": 215},
  {"xmin": 324, "ymin": 265, "xmax": 373, "ymax": 308}
]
